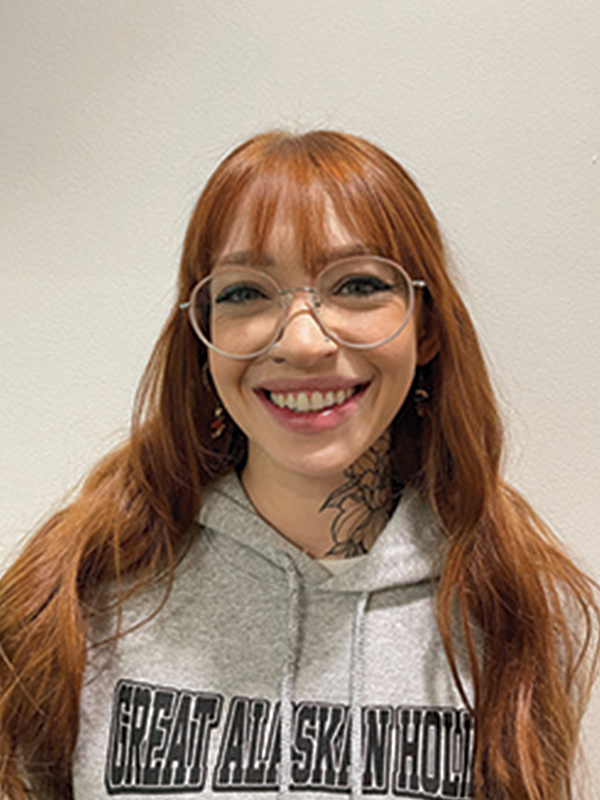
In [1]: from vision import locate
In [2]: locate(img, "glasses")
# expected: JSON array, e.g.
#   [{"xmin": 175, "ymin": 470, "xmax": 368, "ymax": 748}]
[{"xmin": 181, "ymin": 255, "xmax": 426, "ymax": 360}]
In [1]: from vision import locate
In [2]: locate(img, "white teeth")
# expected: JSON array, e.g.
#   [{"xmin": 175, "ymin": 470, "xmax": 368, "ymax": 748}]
[
  {"xmin": 296, "ymin": 392, "xmax": 309, "ymax": 412},
  {"xmin": 267, "ymin": 387, "xmax": 358, "ymax": 413},
  {"xmin": 310, "ymin": 391, "xmax": 324, "ymax": 411}
]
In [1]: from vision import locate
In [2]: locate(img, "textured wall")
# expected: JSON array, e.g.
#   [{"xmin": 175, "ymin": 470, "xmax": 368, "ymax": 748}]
[{"xmin": 1, "ymin": 0, "xmax": 599, "ymax": 789}]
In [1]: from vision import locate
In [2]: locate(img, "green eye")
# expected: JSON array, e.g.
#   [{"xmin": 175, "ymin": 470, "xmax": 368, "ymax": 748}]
[
  {"xmin": 215, "ymin": 284, "xmax": 269, "ymax": 304},
  {"xmin": 335, "ymin": 275, "xmax": 391, "ymax": 296}
]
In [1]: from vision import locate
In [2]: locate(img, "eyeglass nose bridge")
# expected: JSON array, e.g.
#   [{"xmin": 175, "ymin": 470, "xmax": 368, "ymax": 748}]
[
  {"xmin": 278, "ymin": 285, "xmax": 322, "ymax": 307},
  {"xmin": 272, "ymin": 285, "xmax": 331, "ymax": 346}
]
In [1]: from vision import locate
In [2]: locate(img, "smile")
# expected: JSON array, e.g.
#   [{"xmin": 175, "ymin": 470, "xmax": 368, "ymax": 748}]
[{"xmin": 265, "ymin": 386, "xmax": 361, "ymax": 414}]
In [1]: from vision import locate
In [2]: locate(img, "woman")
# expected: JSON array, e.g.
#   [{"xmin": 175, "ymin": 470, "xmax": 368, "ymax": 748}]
[{"xmin": 0, "ymin": 130, "xmax": 597, "ymax": 800}]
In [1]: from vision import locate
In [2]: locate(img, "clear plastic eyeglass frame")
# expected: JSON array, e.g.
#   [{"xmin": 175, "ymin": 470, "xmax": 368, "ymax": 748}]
[{"xmin": 180, "ymin": 255, "xmax": 427, "ymax": 360}]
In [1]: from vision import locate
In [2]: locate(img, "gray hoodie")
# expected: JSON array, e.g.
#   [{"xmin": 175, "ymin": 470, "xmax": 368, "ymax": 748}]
[{"xmin": 72, "ymin": 473, "xmax": 475, "ymax": 800}]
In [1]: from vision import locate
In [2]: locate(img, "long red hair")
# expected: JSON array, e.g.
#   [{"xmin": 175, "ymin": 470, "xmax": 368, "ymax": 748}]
[{"xmin": 0, "ymin": 131, "xmax": 597, "ymax": 799}]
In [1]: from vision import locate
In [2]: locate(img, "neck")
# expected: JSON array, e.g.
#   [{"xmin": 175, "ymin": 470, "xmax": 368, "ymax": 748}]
[{"xmin": 241, "ymin": 434, "xmax": 394, "ymax": 559}]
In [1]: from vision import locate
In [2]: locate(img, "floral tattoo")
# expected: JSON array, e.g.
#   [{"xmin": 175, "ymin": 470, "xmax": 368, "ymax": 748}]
[{"xmin": 320, "ymin": 436, "xmax": 395, "ymax": 558}]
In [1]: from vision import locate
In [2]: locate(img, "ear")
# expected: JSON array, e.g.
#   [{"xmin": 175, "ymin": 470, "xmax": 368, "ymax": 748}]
[{"xmin": 416, "ymin": 300, "xmax": 441, "ymax": 366}]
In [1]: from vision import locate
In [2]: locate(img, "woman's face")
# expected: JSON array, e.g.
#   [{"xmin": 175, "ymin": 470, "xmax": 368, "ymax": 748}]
[{"xmin": 208, "ymin": 206, "xmax": 420, "ymax": 488}]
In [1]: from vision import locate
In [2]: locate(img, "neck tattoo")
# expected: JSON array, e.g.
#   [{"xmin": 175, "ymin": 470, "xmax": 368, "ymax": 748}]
[{"xmin": 320, "ymin": 436, "xmax": 394, "ymax": 558}]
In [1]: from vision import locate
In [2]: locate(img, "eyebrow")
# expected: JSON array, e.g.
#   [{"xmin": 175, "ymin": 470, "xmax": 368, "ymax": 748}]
[
  {"xmin": 316, "ymin": 244, "xmax": 371, "ymax": 265},
  {"xmin": 216, "ymin": 250, "xmax": 275, "ymax": 268},
  {"xmin": 215, "ymin": 243, "xmax": 371, "ymax": 269}
]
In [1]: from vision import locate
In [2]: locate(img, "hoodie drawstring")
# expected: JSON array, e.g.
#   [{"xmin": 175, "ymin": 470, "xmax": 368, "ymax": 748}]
[
  {"xmin": 279, "ymin": 556, "xmax": 302, "ymax": 800},
  {"xmin": 349, "ymin": 591, "xmax": 369, "ymax": 800},
  {"xmin": 279, "ymin": 556, "xmax": 369, "ymax": 800}
]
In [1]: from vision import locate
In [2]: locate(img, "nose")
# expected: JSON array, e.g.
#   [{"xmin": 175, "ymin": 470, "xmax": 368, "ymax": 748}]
[{"xmin": 270, "ymin": 293, "xmax": 336, "ymax": 364}]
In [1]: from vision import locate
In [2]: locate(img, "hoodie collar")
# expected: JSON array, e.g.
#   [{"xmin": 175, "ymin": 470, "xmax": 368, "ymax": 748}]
[{"xmin": 198, "ymin": 471, "xmax": 447, "ymax": 594}]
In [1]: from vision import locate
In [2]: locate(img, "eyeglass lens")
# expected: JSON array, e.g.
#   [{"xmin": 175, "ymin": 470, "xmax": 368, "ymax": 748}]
[{"xmin": 189, "ymin": 256, "xmax": 413, "ymax": 358}]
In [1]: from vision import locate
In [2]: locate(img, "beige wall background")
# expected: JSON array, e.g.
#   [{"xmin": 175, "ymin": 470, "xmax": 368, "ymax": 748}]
[{"xmin": 1, "ymin": 0, "xmax": 599, "ymax": 790}]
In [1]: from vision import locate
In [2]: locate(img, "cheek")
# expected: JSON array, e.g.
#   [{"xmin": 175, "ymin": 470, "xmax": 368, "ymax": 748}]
[
  {"xmin": 374, "ymin": 339, "xmax": 419, "ymax": 422},
  {"xmin": 380, "ymin": 330, "xmax": 418, "ymax": 387}
]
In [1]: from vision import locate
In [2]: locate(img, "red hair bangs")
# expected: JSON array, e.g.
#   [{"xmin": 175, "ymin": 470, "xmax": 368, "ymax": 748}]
[{"xmin": 178, "ymin": 131, "xmax": 447, "ymax": 298}]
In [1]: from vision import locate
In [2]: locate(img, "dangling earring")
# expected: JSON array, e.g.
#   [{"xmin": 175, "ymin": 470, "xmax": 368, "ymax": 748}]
[
  {"xmin": 202, "ymin": 362, "xmax": 227, "ymax": 439},
  {"xmin": 210, "ymin": 406, "xmax": 226, "ymax": 439},
  {"xmin": 413, "ymin": 369, "xmax": 431, "ymax": 418}
]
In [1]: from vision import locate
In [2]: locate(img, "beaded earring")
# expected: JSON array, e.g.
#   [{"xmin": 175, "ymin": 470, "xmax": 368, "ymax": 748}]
[
  {"xmin": 202, "ymin": 362, "xmax": 227, "ymax": 439},
  {"xmin": 413, "ymin": 370, "xmax": 431, "ymax": 418}
]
